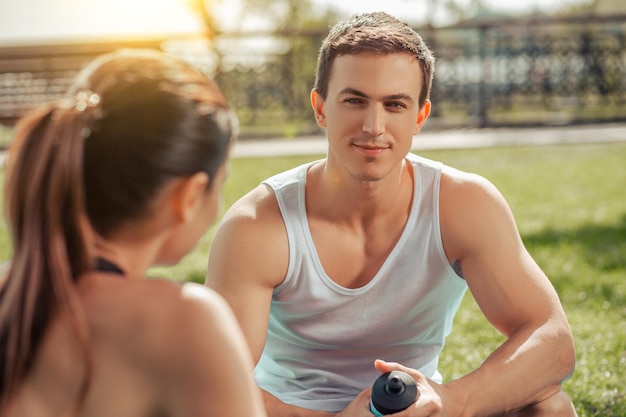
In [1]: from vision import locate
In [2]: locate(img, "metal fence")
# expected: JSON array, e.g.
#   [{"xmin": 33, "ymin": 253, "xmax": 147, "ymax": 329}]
[
  {"xmin": 1, "ymin": 13, "xmax": 625, "ymax": 135},
  {"xmin": 426, "ymin": 13, "xmax": 626, "ymax": 128},
  {"xmin": 213, "ymin": 13, "xmax": 626, "ymax": 134},
  {"xmin": 0, "ymin": 40, "xmax": 164, "ymax": 126}
]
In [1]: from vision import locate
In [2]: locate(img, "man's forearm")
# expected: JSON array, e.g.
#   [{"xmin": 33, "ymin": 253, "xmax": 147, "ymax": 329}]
[{"xmin": 443, "ymin": 319, "xmax": 575, "ymax": 417}]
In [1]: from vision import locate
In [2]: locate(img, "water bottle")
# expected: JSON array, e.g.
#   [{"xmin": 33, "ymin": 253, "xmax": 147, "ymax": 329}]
[{"xmin": 369, "ymin": 371, "xmax": 418, "ymax": 416}]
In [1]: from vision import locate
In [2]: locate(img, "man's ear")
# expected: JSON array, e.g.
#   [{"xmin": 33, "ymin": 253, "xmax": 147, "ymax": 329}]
[
  {"xmin": 171, "ymin": 172, "xmax": 210, "ymax": 223},
  {"xmin": 311, "ymin": 89, "xmax": 327, "ymax": 128},
  {"xmin": 413, "ymin": 99, "xmax": 431, "ymax": 135}
]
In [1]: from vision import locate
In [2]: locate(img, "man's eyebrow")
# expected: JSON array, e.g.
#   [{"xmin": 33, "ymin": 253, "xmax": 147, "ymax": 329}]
[
  {"xmin": 339, "ymin": 87, "xmax": 368, "ymax": 98},
  {"xmin": 338, "ymin": 88, "xmax": 415, "ymax": 103},
  {"xmin": 384, "ymin": 93, "xmax": 415, "ymax": 103}
]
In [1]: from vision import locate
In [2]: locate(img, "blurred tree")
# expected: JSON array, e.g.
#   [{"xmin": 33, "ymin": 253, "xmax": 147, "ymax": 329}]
[
  {"xmin": 234, "ymin": 0, "xmax": 322, "ymax": 31},
  {"xmin": 187, "ymin": 0, "xmax": 340, "ymax": 33},
  {"xmin": 443, "ymin": 0, "xmax": 491, "ymax": 23},
  {"xmin": 186, "ymin": 0, "xmax": 220, "ymax": 38},
  {"xmin": 185, "ymin": 0, "xmax": 340, "ymax": 137},
  {"xmin": 563, "ymin": 0, "xmax": 626, "ymax": 15},
  {"xmin": 592, "ymin": 0, "xmax": 626, "ymax": 14}
]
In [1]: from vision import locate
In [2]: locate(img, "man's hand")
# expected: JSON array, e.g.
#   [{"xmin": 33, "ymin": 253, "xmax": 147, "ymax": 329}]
[
  {"xmin": 259, "ymin": 360, "xmax": 456, "ymax": 417},
  {"xmin": 374, "ymin": 360, "xmax": 454, "ymax": 417}
]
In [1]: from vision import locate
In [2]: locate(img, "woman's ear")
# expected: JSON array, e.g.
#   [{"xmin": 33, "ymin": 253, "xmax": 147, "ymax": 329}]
[
  {"xmin": 311, "ymin": 89, "xmax": 327, "ymax": 128},
  {"xmin": 171, "ymin": 172, "xmax": 210, "ymax": 223}
]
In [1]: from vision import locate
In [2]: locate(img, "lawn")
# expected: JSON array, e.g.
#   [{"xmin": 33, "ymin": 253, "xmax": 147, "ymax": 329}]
[{"xmin": 0, "ymin": 141, "xmax": 624, "ymax": 416}]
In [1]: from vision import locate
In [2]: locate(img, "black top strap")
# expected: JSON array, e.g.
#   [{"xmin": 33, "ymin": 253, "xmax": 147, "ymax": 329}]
[{"xmin": 94, "ymin": 257, "xmax": 125, "ymax": 276}]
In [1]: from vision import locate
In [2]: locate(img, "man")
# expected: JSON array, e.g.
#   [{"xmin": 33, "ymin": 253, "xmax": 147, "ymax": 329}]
[{"xmin": 206, "ymin": 11, "xmax": 577, "ymax": 417}]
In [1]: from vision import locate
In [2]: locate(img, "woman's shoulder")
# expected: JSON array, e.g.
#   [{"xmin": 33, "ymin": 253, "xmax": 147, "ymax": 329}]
[{"xmin": 80, "ymin": 276, "xmax": 232, "ymax": 361}]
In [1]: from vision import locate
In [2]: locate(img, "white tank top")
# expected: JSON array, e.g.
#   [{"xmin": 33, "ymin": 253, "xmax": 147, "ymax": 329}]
[{"xmin": 255, "ymin": 153, "xmax": 468, "ymax": 412}]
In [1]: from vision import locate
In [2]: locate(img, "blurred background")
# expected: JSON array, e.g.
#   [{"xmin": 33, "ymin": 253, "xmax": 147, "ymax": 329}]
[
  {"xmin": 1, "ymin": 3, "xmax": 625, "ymax": 416},
  {"xmin": 1, "ymin": 0, "xmax": 626, "ymax": 142}
]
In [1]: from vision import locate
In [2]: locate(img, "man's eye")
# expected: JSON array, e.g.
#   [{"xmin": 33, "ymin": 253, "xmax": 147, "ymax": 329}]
[{"xmin": 387, "ymin": 102, "xmax": 407, "ymax": 109}]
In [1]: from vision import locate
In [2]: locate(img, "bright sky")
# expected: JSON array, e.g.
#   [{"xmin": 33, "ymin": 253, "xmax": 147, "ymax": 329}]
[
  {"xmin": 0, "ymin": 0, "xmax": 582, "ymax": 46},
  {"xmin": 0, "ymin": 0, "xmax": 204, "ymax": 45}
]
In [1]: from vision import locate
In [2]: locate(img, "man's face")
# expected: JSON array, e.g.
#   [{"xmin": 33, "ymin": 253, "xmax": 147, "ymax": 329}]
[{"xmin": 312, "ymin": 52, "xmax": 430, "ymax": 183}]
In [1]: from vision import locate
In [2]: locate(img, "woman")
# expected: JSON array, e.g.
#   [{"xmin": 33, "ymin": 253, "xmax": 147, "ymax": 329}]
[{"xmin": 0, "ymin": 49, "xmax": 266, "ymax": 417}]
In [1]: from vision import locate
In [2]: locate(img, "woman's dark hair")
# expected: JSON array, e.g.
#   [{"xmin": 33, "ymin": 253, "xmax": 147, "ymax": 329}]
[{"xmin": 0, "ymin": 48, "xmax": 237, "ymax": 409}]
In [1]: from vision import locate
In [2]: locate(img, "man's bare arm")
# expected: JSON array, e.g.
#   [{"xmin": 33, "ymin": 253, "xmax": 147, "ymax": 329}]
[
  {"xmin": 205, "ymin": 185, "xmax": 285, "ymax": 363},
  {"xmin": 438, "ymin": 170, "xmax": 575, "ymax": 416}
]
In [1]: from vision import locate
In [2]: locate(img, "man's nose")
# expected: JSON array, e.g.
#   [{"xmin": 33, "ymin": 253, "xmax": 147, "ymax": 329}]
[{"xmin": 362, "ymin": 104, "xmax": 385, "ymax": 137}]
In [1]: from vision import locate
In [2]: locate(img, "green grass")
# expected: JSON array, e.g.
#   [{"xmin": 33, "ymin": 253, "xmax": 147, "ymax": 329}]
[
  {"xmin": 0, "ymin": 142, "xmax": 624, "ymax": 416},
  {"xmin": 0, "ymin": 125, "xmax": 13, "ymax": 149}
]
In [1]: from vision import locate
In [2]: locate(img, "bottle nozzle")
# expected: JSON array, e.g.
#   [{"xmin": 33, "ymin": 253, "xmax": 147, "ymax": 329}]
[
  {"xmin": 370, "ymin": 371, "xmax": 419, "ymax": 416},
  {"xmin": 385, "ymin": 376, "xmax": 405, "ymax": 395}
]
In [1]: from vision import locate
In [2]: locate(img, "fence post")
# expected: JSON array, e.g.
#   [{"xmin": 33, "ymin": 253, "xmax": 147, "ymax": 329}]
[{"xmin": 477, "ymin": 25, "xmax": 489, "ymax": 127}]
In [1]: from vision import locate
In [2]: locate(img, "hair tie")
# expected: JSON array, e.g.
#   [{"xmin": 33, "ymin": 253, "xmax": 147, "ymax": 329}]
[
  {"xmin": 75, "ymin": 90, "xmax": 101, "ymax": 112},
  {"xmin": 72, "ymin": 90, "xmax": 103, "ymax": 139}
]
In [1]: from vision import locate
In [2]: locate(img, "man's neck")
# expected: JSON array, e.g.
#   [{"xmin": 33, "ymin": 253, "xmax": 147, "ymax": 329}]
[{"xmin": 306, "ymin": 158, "xmax": 413, "ymax": 226}]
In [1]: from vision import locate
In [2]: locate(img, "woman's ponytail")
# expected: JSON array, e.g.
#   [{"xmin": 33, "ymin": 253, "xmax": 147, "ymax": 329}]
[{"xmin": 1, "ymin": 98, "xmax": 97, "ymax": 406}]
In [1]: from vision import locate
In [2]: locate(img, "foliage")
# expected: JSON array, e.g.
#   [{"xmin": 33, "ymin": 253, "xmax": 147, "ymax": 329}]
[
  {"xmin": 188, "ymin": 0, "xmax": 339, "ymax": 138},
  {"xmin": 562, "ymin": 0, "xmax": 626, "ymax": 16}
]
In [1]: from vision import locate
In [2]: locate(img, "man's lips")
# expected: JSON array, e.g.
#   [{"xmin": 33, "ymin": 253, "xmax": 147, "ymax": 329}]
[{"xmin": 353, "ymin": 143, "xmax": 389, "ymax": 156}]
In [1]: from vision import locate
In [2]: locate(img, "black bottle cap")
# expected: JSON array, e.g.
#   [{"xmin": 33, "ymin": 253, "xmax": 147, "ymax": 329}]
[{"xmin": 370, "ymin": 371, "xmax": 418, "ymax": 415}]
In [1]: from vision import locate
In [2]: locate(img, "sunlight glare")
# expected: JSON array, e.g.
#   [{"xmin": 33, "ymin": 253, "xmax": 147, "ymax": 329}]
[
  {"xmin": 0, "ymin": 0, "xmax": 209, "ymax": 43},
  {"xmin": 76, "ymin": 0, "xmax": 203, "ymax": 38}
]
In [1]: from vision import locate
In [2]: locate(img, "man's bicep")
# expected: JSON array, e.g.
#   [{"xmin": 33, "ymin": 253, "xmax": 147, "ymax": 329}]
[
  {"xmin": 464, "ymin": 214, "xmax": 561, "ymax": 337},
  {"xmin": 464, "ymin": 248, "xmax": 562, "ymax": 336},
  {"xmin": 205, "ymin": 220, "xmax": 271, "ymax": 361},
  {"xmin": 205, "ymin": 214, "xmax": 258, "ymax": 291},
  {"xmin": 442, "ymin": 172, "xmax": 560, "ymax": 335}
]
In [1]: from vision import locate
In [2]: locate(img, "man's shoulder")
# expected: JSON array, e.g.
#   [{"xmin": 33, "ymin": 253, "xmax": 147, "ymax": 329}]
[
  {"xmin": 439, "ymin": 164, "xmax": 495, "ymax": 193},
  {"xmin": 214, "ymin": 182, "xmax": 287, "ymax": 257},
  {"xmin": 222, "ymin": 160, "xmax": 319, "ymax": 227},
  {"xmin": 223, "ymin": 182, "xmax": 281, "ymax": 225}
]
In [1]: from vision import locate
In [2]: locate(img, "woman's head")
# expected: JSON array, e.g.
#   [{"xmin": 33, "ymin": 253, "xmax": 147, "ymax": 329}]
[
  {"xmin": 1, "ymin": 48, "xmax": 237, "ymax": 404},
  {"xmin": 8, "ymin": 48, "xmax": 237, "ymax": 242},
  {"xmin": 70, "ymin": 48, "xmax": 237, "ymax": 237}
]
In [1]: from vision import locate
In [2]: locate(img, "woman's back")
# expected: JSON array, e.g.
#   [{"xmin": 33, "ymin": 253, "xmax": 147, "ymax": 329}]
[
  {"xmin": 4, "ymin": 272, "xmax": 257, "ymax": 417},
  {"xmin": 0, "ymin": 49, "xmax": 266, "ymax": 417}
]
